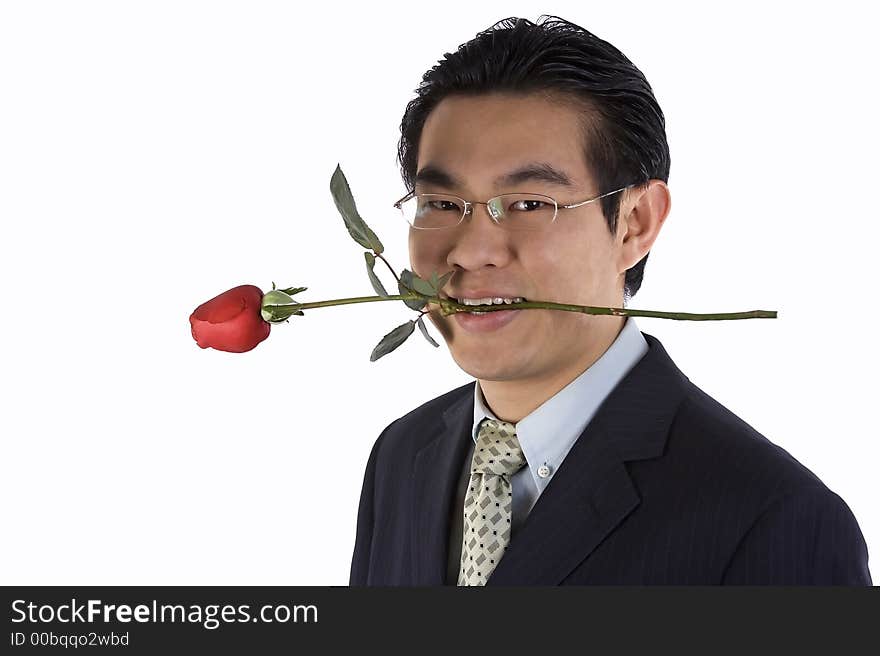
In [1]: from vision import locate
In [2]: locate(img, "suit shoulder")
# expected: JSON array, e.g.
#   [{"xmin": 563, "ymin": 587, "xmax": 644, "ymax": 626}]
[
  {"xmin": 368, "ymin": 380, "xmax": 473, "ymax": 458},
  {"xmin": 654, "ymin": 382, "xmax": 871, "ymax": 578},
  {"xmin": 391, "ymin": 379, "xmax": 474, "ymax": 427},
  {"xmin": 670, "ymin": 380, "xmax": 828, "ymax": 496}
]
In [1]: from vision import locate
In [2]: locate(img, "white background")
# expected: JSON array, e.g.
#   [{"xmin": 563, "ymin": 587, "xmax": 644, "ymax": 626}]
[{"xmin": 1, "ymin": 1, "xmax": 877, "ymax": 584}]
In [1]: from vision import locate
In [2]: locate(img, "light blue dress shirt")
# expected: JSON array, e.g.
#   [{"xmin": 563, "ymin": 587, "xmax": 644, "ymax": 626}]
[{"xmin": 447, "ymin": 316, "xmax": 649, "ymax": 582}]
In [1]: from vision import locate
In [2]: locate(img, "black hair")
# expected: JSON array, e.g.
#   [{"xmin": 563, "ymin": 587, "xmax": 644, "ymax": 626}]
[{"xmin": 397, "ymin": 15, "xmax": 670, "ymax": 304}]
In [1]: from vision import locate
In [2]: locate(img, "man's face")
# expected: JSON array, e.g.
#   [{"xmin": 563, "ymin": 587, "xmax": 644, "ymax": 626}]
[{"xmin": 409, "ymin": 92, "xmax": 631, "ymax": 384}]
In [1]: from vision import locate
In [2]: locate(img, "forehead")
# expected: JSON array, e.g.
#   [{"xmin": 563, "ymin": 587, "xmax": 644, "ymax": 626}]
[{"xmin": 417, "ymin": 92, "xmax": 593, "ymax": 190}]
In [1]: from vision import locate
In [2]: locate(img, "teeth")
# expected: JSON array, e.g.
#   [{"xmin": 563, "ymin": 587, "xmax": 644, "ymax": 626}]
[{"xmin": 456, "ymin": 296, "xmax": 525, "ymax": 306}]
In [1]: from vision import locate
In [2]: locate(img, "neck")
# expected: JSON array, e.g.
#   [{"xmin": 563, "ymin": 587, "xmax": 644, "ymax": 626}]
[{"xmin": 479, "ymin": 316, "xmax": 626, "ymax": 423}]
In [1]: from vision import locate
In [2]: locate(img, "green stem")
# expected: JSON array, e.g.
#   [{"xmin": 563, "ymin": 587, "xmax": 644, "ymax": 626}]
[
  {"xmin": 265, "ymin": 294, "xmax": 778, "ymax": 321},
  {"xmin": 375, "ymin": 253, "xmax": 401, "ymax": 285}
]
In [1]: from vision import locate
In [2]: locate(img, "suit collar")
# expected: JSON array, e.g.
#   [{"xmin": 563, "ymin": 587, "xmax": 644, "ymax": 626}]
[{"xmin": 411, "ymin": 331, "xmax": 690, "ymax": 585}]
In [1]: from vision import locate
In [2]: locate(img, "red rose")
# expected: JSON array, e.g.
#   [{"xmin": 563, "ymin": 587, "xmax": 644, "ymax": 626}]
[{"xmin": 190, "ymin": 284, "xmax": 270, "ymax": 353}]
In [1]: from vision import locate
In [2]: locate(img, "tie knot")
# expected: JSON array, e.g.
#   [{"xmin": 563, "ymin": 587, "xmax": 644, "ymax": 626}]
[{"xmin": 472, "ymin": 418, "xmax": 527, "ymax": 477}]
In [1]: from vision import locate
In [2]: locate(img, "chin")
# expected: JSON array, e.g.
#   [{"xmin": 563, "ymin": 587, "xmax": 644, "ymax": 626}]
[{"xmin": 449, "ymin": 348, "xmax": 524, "ymax": 381}]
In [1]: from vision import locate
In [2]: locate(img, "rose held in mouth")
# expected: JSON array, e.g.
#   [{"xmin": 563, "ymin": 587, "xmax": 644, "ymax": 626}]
[{"xmin": 188, "ymin": 165, "xmax": 777, "ymax": 360}]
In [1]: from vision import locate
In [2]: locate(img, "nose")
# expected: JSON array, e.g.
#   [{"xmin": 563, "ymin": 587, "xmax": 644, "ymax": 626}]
[{"xmin": 446, "ymin": 200, "xmax": 513, "ymax": 271}]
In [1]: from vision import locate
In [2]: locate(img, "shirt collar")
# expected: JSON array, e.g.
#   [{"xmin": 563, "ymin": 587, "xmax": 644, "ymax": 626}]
[{"xmin": 471, "ymin": 316, "xmax": 649, "ymax": 491}]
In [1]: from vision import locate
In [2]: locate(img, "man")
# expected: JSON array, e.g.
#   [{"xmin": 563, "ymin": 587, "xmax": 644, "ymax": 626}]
[{"xmin": 350, "ymin": 16, "xmax": 871, "ymax": 585}]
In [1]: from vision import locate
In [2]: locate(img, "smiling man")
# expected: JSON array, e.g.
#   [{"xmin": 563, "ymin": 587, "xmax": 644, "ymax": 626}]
[
  {"xmin": 406, "ymin": 93, "xmax": 649, "ymax": 425},
  {"xmin": 349, "ymin": 15, "xmax": 871, "ymax": 586}
]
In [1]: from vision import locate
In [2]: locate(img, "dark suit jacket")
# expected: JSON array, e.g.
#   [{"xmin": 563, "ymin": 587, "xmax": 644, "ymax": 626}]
[{"xmin": 350, "ymin": 331, "xmax": 872, "ymax": 585}]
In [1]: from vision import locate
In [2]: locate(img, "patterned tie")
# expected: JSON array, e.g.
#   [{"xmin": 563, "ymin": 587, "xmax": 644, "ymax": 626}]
[{"xmin": 458, "ymin": 418, "xmax": 527, "ymax": 586}]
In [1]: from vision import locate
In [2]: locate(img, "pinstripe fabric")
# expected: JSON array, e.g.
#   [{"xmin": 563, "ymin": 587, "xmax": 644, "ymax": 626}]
[{"xmin": 350, "ymin": 331, "xmax": 872, "ymax": 586}]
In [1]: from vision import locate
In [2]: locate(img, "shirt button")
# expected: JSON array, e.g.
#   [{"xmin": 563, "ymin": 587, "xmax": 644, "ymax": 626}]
[{"xmin": 537, "ymin": 464, "xmax": 551, "ymax": 478}]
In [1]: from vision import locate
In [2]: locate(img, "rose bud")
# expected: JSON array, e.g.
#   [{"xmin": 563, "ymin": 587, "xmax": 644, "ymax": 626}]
[{"xmin": 189, "ymin": 284, "xmax": 271, "ymax": 353}]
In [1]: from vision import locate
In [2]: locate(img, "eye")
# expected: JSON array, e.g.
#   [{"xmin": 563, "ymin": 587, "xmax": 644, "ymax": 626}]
[
  {"xmin": 510, "ymin": 199, "xmax": 550, "ymax": 212},
  {"xmin": 426, "ymin": 200, "xmax": 461, "ymax": 212}
]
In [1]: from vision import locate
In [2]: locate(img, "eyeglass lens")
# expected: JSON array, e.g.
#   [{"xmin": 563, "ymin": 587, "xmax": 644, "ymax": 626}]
[{"xmin": 400, "ymin": 193, "xmax": 557, "ymax": 231}]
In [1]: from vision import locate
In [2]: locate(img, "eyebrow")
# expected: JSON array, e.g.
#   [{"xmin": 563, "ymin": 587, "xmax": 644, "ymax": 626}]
[{"xmin": 414, "ymin": 161, "xmax": 576, "ymax": 190}]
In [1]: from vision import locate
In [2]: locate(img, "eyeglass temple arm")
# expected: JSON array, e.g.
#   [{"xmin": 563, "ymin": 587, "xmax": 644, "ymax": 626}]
[
  {"xmin": 393, "ymin": 190, "xmax": 416, "ymax": 208},
  {"xmin": 561, "ymin": 184, "xmax": 635, "ymax": 209}
]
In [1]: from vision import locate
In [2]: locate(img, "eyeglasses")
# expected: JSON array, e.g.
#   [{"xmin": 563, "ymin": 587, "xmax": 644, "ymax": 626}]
[{"xmin": 392, "ymin": 184, "xmax": 636, "ymax": 232}]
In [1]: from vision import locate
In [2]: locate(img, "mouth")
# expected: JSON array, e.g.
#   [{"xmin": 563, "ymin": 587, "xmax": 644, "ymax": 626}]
[
  {"xmin": 447, "ymin": 298, "xmax": 528, "ymax": 333},
  {"xmin": 445, "ymin": 295, "xmax": 529, "ymax": 311}
]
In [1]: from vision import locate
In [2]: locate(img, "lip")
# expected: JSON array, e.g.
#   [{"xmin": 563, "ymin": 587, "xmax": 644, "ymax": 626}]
[{"xmin": 452, "ymin": 306, "xmax": 523, "ymax": 333}]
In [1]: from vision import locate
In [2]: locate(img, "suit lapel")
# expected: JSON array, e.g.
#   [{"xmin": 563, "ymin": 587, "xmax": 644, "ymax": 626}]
[
  {"xmin": 410, "ymin": 386, "xmax": 474, "ymax": 585},
  {"xmin": 486, "ymin": 332, "xmax": 690, "ymax": 585}
]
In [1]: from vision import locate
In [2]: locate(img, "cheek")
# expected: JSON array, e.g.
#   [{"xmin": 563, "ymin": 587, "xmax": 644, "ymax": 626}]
[
  {"xmin": 526, "ymin": 251, "xmax": 600, "ymax": 308},
  {"xmin": 408, "ymin": 235, "xmax": 445, "ymax": 273},
  {"xmin": 523, "ymin": 240, "xmax": 583, "ymax": 287}
]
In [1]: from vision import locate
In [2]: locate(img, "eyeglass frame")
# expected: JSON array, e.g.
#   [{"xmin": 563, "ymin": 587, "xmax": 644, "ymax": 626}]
[{"xmin": 392, "ymin": 183, "xmax": 637, "ymax": 230}]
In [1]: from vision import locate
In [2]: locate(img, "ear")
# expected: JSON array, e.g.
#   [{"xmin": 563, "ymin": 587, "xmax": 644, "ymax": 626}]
[{"xmin": 616, "ymin": 180, "xmax": 671, "ymax": 274}]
